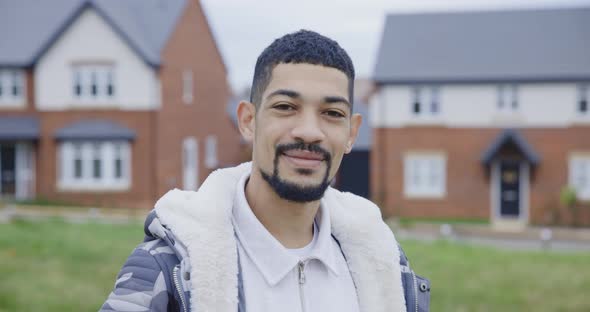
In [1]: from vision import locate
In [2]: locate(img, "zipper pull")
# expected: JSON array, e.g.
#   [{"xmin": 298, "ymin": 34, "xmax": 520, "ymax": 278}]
[{"xmin": 298, "ymin": 261, "xmax": 306, "ymax": 284}]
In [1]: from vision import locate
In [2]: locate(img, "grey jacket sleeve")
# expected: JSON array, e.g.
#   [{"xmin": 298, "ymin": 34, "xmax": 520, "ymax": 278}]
[
  {"xmin": 100, "ymin": 242, "xmax": 171, "ymax": 312},
  {"xmin": 399, "ymin": 244, "xmax": 431, "ymax": 312}
]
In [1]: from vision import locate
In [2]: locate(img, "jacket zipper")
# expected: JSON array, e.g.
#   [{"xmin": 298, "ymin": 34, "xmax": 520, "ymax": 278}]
[
  {"xmin": 298, "ymin": 261, "xmax": 307, "ymax": 312},
  {"xmin": 173, "ymin": 266, "xmax": 188, "ymax": 312},
  {"xmin": 411, "ymin": 270, "xmax": 418, "ymax": 312}
]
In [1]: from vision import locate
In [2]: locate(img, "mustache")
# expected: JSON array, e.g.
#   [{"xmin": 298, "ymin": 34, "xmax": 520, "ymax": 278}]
[{"xmin": 275, "ymin": 142, "xmax": 331, "ymax": 161}]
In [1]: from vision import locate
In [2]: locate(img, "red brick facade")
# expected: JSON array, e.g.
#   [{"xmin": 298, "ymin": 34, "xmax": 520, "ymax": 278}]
[
  {"xmin": 372, "ymin": 126, "xmax": 590, "ymax": 226},
  {"xmin": 155, "ymin": 0, "xmax": 242, "ymax": 199},
  {"xmin": 0, "ymin": 0, "xmax": 242, "ymax": 209}
]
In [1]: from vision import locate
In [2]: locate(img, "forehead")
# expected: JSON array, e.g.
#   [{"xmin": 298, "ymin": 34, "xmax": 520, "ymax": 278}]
[{"xmin": 262, "ymin": 63, "xmax": 349, "ymax": 102}]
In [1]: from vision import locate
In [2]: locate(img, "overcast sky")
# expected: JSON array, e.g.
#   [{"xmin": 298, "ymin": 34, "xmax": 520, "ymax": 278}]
[{"xmin": 200, "ymin": 0, "xmax": 590, "ymax": 93}]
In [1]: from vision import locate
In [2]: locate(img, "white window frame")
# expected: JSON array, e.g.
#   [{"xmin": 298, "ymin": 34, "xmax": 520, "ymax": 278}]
[
  {"xmin": 578, "ymin": 84, "xmax": 589, "ymax": 115},
  {"xmin": 411, "ymin": 85, "xmax": 440, "ymax": 116},
  {"xmin": 71, "ymin": 64, "xmax": 116, "ymax": 105},
  {"xmin": 569, "ymin": 153, "xmax": 590, "ymax": 200},
  {"xmin": 182, "ymin": 69, "xmax": 193, "ymax": 104},
  {"xmin": 497, "ymin": 84, "xmax": 518, "ymax": 111},
  {"xmin": 58, "ymin": 140, "xmax": 131, "ymax": 191},
  {"xmin": 0, "ymin": 69, "xmax": 25, "ymax": 106},
  {"xmin": 205, "ymin": 135, "xmax": 218, "ymax": 169},
  {"xmin": 403, "ymin": 152, "xmax": 446, "ymax": 198}
]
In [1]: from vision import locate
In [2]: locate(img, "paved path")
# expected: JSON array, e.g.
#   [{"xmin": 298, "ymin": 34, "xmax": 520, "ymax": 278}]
[{"xmin": 395, "ymin": 229, "xmax": 590, "ymax": 252}]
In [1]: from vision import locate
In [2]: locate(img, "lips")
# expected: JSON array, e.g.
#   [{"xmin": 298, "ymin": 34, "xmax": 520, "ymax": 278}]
[
  {"xmin": 282, "ymin": 149, "xmax": 325, "ymax": 168},
  {"xmin": 283, "ymin": 150, "xmax": 324, "ymax": 160}
]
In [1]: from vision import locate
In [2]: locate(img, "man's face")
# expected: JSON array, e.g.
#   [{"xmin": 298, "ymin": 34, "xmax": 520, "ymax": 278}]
[{"xmin": 241, "ymin": 63, "xmax": 361, "ymax": 202}]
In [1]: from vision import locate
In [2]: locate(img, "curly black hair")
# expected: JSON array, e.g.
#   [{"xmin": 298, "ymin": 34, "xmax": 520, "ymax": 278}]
[{"xmin": 249, "ymin": 30, "xmax": 355, "ymax": 108}]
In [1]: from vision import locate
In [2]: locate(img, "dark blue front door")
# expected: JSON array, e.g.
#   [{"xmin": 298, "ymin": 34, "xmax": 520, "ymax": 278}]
[
  {"xmin": 500, "ymin": 161, "xmax": 520, "ymax": 217},
  {"xmin": 1, "ymin": 144, "xmax": 16, "ymax": 196}
]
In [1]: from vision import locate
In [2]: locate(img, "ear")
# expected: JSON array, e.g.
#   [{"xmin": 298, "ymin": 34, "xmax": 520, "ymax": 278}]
[
  {"xmin": 345, "ymin": 113, "xmax": 362, "ymax": 154},
  {"xmin": 237, "ymin": 100, "xmax": 256, "ymax": 143}
]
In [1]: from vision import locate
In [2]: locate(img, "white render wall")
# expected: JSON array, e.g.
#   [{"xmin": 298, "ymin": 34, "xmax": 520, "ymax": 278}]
[
  {"xmin": 35, "ymin": 8, "xmax": 160, "ymax": 111},
  {"xmin": 370, "ymin": 83, "xmax": 588, "ymax": 128}
]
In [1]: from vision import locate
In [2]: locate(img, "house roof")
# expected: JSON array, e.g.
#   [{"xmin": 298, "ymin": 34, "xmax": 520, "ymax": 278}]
[
  {"xmin": 55, "ymin": 119, "xmax": 136, "ymax": 140},
  {"xmin": 374, "ymin": 7, "xmax": 590, "ymax": 84},
  {"xmin": 0, "ymin": 0, "xmax": 186, "ymax": 67},
  {"xmin": 0, "ymin": 116, "xmax": 40, "ymax": 140},
  {"xmin": 481, "ymin": 129, "xmax": 540, "ymax": 165}
]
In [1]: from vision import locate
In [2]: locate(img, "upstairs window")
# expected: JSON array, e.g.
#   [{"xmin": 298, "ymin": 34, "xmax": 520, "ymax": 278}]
[
  {"xmin": 183, "ymin": 69, "xmax": 193, "ymax": 104},
  {"xmin": 0, "ymin": 69, "xmax": 25, "ymax": 104},
  {"xmin": 72, "ymin": 65, "xmax": 115, "ymax": 103},
  {"xmin": 578, "ymin": 84, "xmax": 588, "ymax": 114},
  {"xmin": 497, "ymin": 84, "xmax": 518, "ymax": 111},
  {"xmin": 411, "ymin": 86, "xmax": 440, "ymax": 116}
]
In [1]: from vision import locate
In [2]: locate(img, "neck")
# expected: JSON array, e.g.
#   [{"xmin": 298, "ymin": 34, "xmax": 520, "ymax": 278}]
[{"xmin": 245, "ymin": 167, "xmax": 319, "ymax": 249}]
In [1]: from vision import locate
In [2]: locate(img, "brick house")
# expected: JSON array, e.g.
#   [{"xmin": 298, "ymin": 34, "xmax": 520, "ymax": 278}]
[
  {"xmin": 371, "ymin": 7, "xmax": 590, "ymax": 227},
  {"xmin": 0, "ymin": 0, "xmax": 241, "ymax": 208}
]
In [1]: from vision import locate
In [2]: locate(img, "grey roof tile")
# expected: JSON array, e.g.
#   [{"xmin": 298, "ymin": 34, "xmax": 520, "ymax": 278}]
[
  {"xmin": 0, "ymin": 0, "xmax": 186, "ymax": 67},
  {"xmin": 374, "ymin": 7, "xmax": 590, "ymax": 83},
  {"xmin": 0, "ymin": 116, "xmax": 40, "ymax": 140},
  {"xmin": 55, "ymin": 119, "xmax": 136, "ymax": 140}
]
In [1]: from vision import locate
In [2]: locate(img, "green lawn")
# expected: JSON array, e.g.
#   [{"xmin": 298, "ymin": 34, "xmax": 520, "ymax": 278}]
[{"xmin": 1, "ymin": 219, "xmax": 589, "ymax": 311}]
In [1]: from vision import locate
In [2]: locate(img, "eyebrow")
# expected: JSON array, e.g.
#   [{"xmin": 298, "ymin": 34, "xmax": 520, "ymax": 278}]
[
  {"xmin": 266, "ymin": 89, "xmax": 351, "ymax": 107},
  {"xmin": 266, "ymin": 89, "xmax": 301, "ymax": 100},
  {"xmin": 324, "ymin": 96, "xmax": 351, "ymax": 107}
]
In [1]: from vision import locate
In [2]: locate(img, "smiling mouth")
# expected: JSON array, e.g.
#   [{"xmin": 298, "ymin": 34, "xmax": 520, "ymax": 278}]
[{"xmin": 281, "ymin": 150, "xmax": 325, "ymax": 169}]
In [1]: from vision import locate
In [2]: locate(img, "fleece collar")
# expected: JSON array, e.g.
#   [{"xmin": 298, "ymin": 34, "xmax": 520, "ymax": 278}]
[{"xmin": 154, "ymin": 162, "xmax": 406, "ymax": 312}]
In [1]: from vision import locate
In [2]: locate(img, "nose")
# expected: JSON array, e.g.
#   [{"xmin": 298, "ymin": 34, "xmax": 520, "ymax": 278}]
[{"xmin": 290, "ymin": 111, "xmax": 325, "ymax": 144}]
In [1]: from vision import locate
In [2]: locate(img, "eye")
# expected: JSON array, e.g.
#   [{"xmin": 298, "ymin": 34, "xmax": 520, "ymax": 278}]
[
  {"xmin": 272, "ymin": 103, "xmax": 295, "ymax": 111},
  {"xmin": 324, "ymin": 110, "xmax": 346, "ymax": 118}
]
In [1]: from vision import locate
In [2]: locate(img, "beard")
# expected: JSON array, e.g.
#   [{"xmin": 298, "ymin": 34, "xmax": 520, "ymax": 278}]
[{"xmin": 260, "ymin": 141, "xmax": 333, "ymax": 203}]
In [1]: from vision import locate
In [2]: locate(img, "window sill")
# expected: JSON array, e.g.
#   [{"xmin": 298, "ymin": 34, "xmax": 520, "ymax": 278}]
[
  {"xmin": 571, "ymin": 116, "xmax": 590, "ymax": 126},
  {"xmin": 57, "ymin": 182, "xmax": 131, "ymax": 192},
  {"xmin": 403, "ymin": 119, "xmax": 446, "ymax": 127},
  {"xmin": 403, "ymin": 192, "xmax": 446, "ymax": 200},
  {"xmin": 0, "ymin": 101, "xmax": 26, "ymax": 108}
]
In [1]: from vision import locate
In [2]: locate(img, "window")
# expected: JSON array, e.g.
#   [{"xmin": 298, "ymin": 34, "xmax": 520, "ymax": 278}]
[
  {"xmin": 59, "ymin": 141, "xmax": 130, "ymax": 191},
  {"xmin": 570, "ymin": 155, "xmax": 590, "ymax": 200},
  {"xmin": 205, "ymin": 135, "xmax": 218, "ymax": 168},
  {"xmin": 411, "ymin": 86, "xmax": 440, "ymax": 116},
  {"xmin": 183, "ymin": 69, "xmax": 193, "ymax": 104},
  {"xmin": 497, "ymin": 84, "xmax": 518, "ymax": 111},
  {"xmin": 72, "ymin": 65, "xmax": 115, "ymax": 103},
  {"xmin": 114, "ymin": 143, "xmax": 123, "ymax": 179},
  {"xmin": 182, "ymin": 137, "xmax": 198, "ymax": 190},
  {"xmin": 0, "ymin": 69, "xmax": 25, "ymax": 104},
  {"xmin": 412, "ymin": 87, "xmax": 421, "ymax": 114},
  {"xmin": 92, "ymin": 143, "xmax": 101, "ymax": 179},
  {"xmin": 73, "ymin": 143, "xmax": 83, "ymax": 179},
  {"xmin": 578, "ymin": 84, "xmax": 588, "ymax": 114},
  {"xmin": 404, "ymin": 153, "xmax": 446, "ymax": 198}
]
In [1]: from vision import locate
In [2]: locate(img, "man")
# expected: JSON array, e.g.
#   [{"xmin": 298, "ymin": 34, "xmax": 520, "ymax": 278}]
[{"xmin": 101, "ymin": 30, "xmax": 430, "ymax": 312}]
